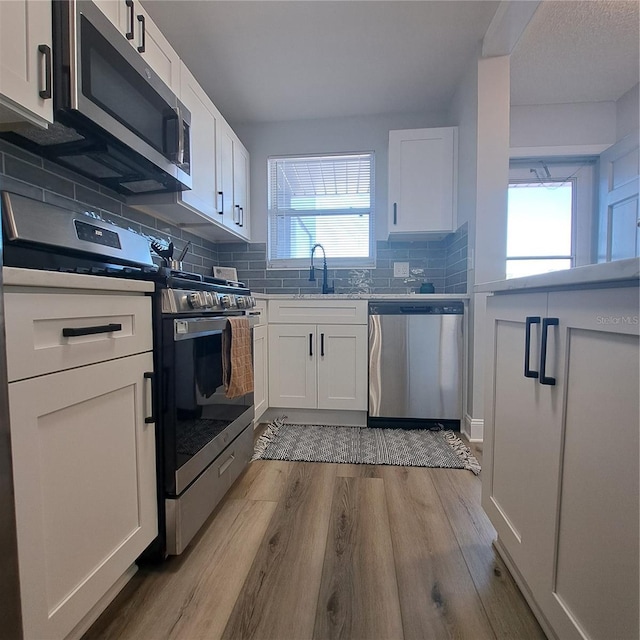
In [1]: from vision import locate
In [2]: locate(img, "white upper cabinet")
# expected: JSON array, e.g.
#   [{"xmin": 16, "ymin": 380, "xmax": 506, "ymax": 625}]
[
  {"xmin": 0, "ymin": 0, "xmax": 53, "ymax": 127},
  {"xmin": 179, "ymin": 63, "xmax": 221, "ymax": 221},
  {"xmin": 93, "ymin": 0, "xmax": 180, "ymax": 92},
  {"xmin": 388, "ymin": 127, "xmax": 458, "ymax": 238}
]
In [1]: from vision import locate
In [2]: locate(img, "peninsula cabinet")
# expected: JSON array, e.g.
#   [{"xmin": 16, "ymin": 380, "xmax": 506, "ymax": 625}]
[
  {"xmin": 0, "ymin": 0, "xmax": 53, "ymax": 128},
  {"xmin": 3, "ymin": 271, "xmax": 157, "ymax": 640},
  {"xmin": 267, "ymin": 300, "xmax": 368, "ymax": 411},
  {"xmin": 388, "ymin": 127, "xmax": 457, "ymax": 238},
  {"xmin": 483, "ymin": 285, "xmax": 639, "ymax": 640}
]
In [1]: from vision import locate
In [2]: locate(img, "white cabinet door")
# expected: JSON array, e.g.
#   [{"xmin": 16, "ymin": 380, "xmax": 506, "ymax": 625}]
[
  {"xmin": 268, "ymin": 324, "xmax": 317, "ymax": 409},
  {"xmin": 537, "ymin": 288, "xmax": 639, "ymax": 640},
  {"xmin": 218, "ymin": 121, "xmax": 236, "ymax": 230},
  {"xmin": 9, "ymin": 352, "xmax": 157, "ymax": 640},
  {"xmin": 93, "ymin": 0, "xmax": 180, "ymax": 92},
  {"xmin": 0, "ymin": 0, "xmax": 53, "ymax": 127},
  {"xmin": 317, "ymin": 324, "xmax": 368, "ymax": 410},
  {"xmin": 253, "ymin": 323, "xmax": 268, "ymax": 421},
  {"xmin": 217, "ymin": 119, "xmax": 251, "ymax": 240},
  {"xmin": 388, "ymin": 127, "xmax": 457, "ymax": 237},
  {"xmin": 482, "ymin": 292, "xmax": 562, "ymax": 598},
  {"xmin": 232, "ymin": 137, "xmax": 250, "ymax": 239},
  {"xmin": 179, "ymin": 63, "xmax": 220, "ymax": 220}
]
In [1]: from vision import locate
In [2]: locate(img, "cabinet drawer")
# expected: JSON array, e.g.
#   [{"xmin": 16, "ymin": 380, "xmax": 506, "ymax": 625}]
[
  {"xmin": 268, "ymin": 299, "xmax": 367, "ymax": 324},
  {"xmin": 5, "ymin": 292, "xmax": 152, "ymax": 381}
]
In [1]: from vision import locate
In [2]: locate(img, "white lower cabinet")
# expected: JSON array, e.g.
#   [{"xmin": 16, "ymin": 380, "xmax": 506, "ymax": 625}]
[
  {"xmin": 268, "ymin": 323, "xmax": 368, "ymax": 411},
  {"xmin": 253, "ymin": 323, "xmax": 268, "ymax": 421},
  {"xmin": 4, "ymin": 274, "xmax": 157, "ymax": 640},
  {"xmin": 483, "ymin": 286, "xmax": 639, "ymax": 640}
]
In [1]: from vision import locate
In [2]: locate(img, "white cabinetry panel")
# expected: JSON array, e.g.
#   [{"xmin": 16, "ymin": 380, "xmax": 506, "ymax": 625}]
[
  {"xmin": 9, "ymin": 352, "xmax": 157, "ymax": 640},
  {"xmin": 0, "ymin": 0, "xmax": 53, "ymax": 127},
  {"xmin": 388, "ymin": 127, "xmax": 457, "ymax": 238},
  {"xmin": 483, "ymin": 286, "xmax": 639, "ymax": 640}
]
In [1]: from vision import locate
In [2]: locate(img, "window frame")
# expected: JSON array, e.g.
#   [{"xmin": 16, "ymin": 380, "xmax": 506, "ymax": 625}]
[
  {"xmin": 507, "ymin": 158, "xmax": 597, "ymax": 279},
  {"xmin": 267, "ymin": 151, "xmax": 376, "ymax": 270}
]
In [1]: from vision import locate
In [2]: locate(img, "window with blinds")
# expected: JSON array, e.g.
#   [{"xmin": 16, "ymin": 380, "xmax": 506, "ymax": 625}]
[{"xmin": 267, "ymin": 152, "xmax": 375, "ymax": 268}]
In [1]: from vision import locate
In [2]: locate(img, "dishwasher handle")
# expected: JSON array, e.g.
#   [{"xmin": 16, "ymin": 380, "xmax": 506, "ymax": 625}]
[{"xmin": 369, "ymin": 302, "xmax": 464, "ymax": 315}]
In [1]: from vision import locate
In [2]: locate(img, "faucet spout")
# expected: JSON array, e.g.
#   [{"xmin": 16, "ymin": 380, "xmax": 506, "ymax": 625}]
[{"xmin": 309, "ymin": 243, "xmax": 334, "ymax": 294}]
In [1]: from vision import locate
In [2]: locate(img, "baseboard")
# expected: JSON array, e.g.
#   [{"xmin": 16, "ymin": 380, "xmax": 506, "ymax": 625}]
[
  {"xmin": 463, "ymin": 414, "xmax": 484, "ymax": 442},
  {"xmin": 260, "ymin": 408, "xmax": 367, "ymax": 427}
]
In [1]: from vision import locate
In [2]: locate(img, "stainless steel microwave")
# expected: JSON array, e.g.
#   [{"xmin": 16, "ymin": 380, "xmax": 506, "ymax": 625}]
[{"xmin": 2, "ymin": 0, "xmax": 191, "ymax": 195}]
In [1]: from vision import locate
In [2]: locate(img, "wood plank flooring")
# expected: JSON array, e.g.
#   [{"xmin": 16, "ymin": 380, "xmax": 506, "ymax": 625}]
[{"xmin": 84, "ymin": 439, "xmax": 547, "ymax": 640}]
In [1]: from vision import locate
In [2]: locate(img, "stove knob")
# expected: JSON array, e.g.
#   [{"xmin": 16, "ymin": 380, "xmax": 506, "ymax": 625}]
[
  {"xmin": 248, "ymin": 296, "xmax": 256, "ymax": 308},
  {"xmin": 210, "ymin": 292, "xmax": 221, "ymax": 309},
  {"xmin": 236, "ymin": 296, "xmax": 246, "ymax": 309},
  {"xmin": 202, "ymin": 291, "xmax": 214, "ymax": 308},
  {"xmin": 188, "ymin": 292, "xmax": 204, "ymax": 309},
  {"xmin": 219, "ymin": 294, "xmax": 231, "ymax": 309}
]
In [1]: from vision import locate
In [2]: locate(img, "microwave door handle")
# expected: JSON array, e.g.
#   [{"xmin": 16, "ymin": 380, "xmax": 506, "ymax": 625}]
[{"xmin": 175, "ymin": 106, "xmax": 185, "ymax": 165}]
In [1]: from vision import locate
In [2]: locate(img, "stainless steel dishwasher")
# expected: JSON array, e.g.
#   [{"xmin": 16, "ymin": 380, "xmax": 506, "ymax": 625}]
[{"xmin": 368, "ymin": 301, "xmax": 463, "ymax": 428}]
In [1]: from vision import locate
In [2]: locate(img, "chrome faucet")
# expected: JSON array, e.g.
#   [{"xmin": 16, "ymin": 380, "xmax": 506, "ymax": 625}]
[{"xmin": 309, "ymin": 243, "xmax": 334, "ymax": 294}]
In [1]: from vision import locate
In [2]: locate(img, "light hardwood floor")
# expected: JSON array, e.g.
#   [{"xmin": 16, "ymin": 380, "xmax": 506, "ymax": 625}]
[{"xmin": 84, "ymin": 439, "xmax": 547, "ymax": 640}]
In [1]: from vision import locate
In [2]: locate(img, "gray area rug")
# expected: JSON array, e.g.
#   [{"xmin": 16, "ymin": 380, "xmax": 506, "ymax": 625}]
[{"xmin": 252, "ymin": 419, "xmax": 480, "ymax": 474}]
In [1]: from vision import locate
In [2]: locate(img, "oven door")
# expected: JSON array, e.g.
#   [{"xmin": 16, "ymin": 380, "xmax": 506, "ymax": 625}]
[{"xmin": 161, "ymin": 315, "xmax": 255, "ymax": 496}]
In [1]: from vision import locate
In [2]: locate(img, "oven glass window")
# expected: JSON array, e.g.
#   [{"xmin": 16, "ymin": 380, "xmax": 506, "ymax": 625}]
[{"xmin": 172, "ymin": 333, "xmax": 251, "ymax": 470}]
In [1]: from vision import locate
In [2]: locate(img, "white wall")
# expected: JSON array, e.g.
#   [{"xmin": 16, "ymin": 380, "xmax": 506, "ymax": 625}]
[
  {"xmin": 616, "ymin": 83, "xmax": 639, "ymax": 142},
  {"xmin": 510, "ymin": 102, "xmax": 617, "ymax": 156},
  {"xmin": 234, "ymin": 112, "xmax": 448, "ymax": 243}
]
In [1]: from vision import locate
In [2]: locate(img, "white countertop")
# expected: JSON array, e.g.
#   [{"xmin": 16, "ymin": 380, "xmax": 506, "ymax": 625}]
[
  {"xmin": 475, "ymin": 258, "xmax": 640, "ymax": 294},
  {"xmin": 254, "ymin": 293, "xmax": 469, "ymax": 301},
  {"xmin": 3, "ymin": 267, "xmax": 155, "ymax": 293}
]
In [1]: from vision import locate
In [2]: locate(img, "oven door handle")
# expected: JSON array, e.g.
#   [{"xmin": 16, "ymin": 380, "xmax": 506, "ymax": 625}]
[{"xmin": 173, "ymin": 316, "xmax": 258, "ymax": 341}]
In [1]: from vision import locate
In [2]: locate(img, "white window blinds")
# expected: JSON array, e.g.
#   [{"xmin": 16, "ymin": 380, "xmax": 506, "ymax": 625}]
[{"xmin": 267, "ymin": 152, "xmax": 375, "ymax": 268}]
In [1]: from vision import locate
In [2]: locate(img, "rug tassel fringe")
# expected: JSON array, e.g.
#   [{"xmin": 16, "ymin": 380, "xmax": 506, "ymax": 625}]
[
  {"xmin": 444, "ymin": 430, "xmax": 481, "ymax": 475},
  {"xmin": 251, "ymin": 415, "xmax": 287, "ymax": 461}
]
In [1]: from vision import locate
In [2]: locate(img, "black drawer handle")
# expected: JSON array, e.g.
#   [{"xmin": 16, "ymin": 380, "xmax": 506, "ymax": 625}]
[
  {"xmin": 125, "ymin": 0, "xmax": 134, "ymax": 39},
  {"xmin": 320, "ymin": 333, "xmax": 325, "ymax": 357},
  {"xmin": 62, "ymin": 323, "xmax": 122, "ymax": 337},
  {"xmin": 144, "ymin": 371, "xmax": 155, "ymax": 424},
  {"xmin": 309, "ymin": 333, "xmax": 313, "ymax": 357},
  {"xmin": 218, "ymin": 191, "xmax": 224, "ymax": 215},
  {"xmin": 524, "ymin": 316, "xmax": 540, "ymax": 378},
  {"xmin": 38, "ymin": 44, "xmax": 52, "ymax": 99},
  {"xmin": 137, "ymin": 14, "xmax": 146, "ymax": 53},
  {"xmin": 540, "ymin": 317, "xmax": 559, "ymax": 386},
  {"xmin": 393, "ymin": 202, "xmax": 397, "ymax": 225}
]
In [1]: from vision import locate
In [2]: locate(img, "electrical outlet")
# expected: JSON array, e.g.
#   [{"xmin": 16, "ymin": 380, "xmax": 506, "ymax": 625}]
[{"xmin": 393, "ymin": 262, "xmax": 410, "ymax": 278}]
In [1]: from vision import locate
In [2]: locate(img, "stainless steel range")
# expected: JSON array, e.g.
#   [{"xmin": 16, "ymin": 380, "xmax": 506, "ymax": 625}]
[{"xmin": 1, "ymin": 191, "xmax": 257, "ymax": 559}]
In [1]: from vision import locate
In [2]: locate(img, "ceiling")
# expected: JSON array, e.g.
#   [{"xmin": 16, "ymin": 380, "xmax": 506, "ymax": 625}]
[{"xmin": 142, "ymin": 1, "xmax": 639, "ymax": 127}]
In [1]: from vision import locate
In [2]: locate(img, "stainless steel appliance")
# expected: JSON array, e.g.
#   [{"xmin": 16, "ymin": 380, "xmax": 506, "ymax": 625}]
[
  {"xmin": 368, "ymin": 301, "xmax": 463, "ymax": 428},
  {"xmin": 1, "ymin": 191, "xmax": 256, "ymax": 561},
  {"xmin": 1, "ymin": 1, "xmax": 191, "ymax": 195}
]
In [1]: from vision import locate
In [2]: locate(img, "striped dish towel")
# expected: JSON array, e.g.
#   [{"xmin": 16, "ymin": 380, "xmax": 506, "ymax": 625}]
[{"xmin": 222, "ymin": 316, "xmax": 254, "ymax": 398}]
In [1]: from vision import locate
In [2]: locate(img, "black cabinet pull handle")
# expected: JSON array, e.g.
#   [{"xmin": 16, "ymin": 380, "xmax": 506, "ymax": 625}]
[
  {"xmin": 125, "ymin": 0, "xmax": 134, "ymax": 39},
  {"xmin": 62, "ymin": 323, "xmax": 122, "ymax": 337},
  {"xmin": 239, "ymin": 206, "xmax": 244, "ymax": 227},
  {"xmin": 309, "ymin": 333, "xmax": 313, "ymax": 357},
  {"xmin": 540, "ymin": 317, "xmax": 559, "ymax": 386},
  {"xmin": 524, "ymin": 316, "xmax": 540, "ymax": 378},
  {"xmin": 137, "ymin": 14, "xmax": 146, "ymax": 53},
  {"xmin": 235, "ymin": 204, "xmax": 241, "ymax": 225},
  {"xmin": 393, "ymin": 202, "xmax": 397, "ymax": 225},
  {"xmin": 218, "ymin": 191, "xmax": 224, "ymax": 215},
  {"xmin": 320, "ymin": 333, "xmax": 325, "ymax": 356},
  {"xmin": 38, "ymin": 44, "xmax": 51, "ymax": 99},
  {"xmin": 144, "ymin": 371, "xmax": 155, "ymax": 424}
]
